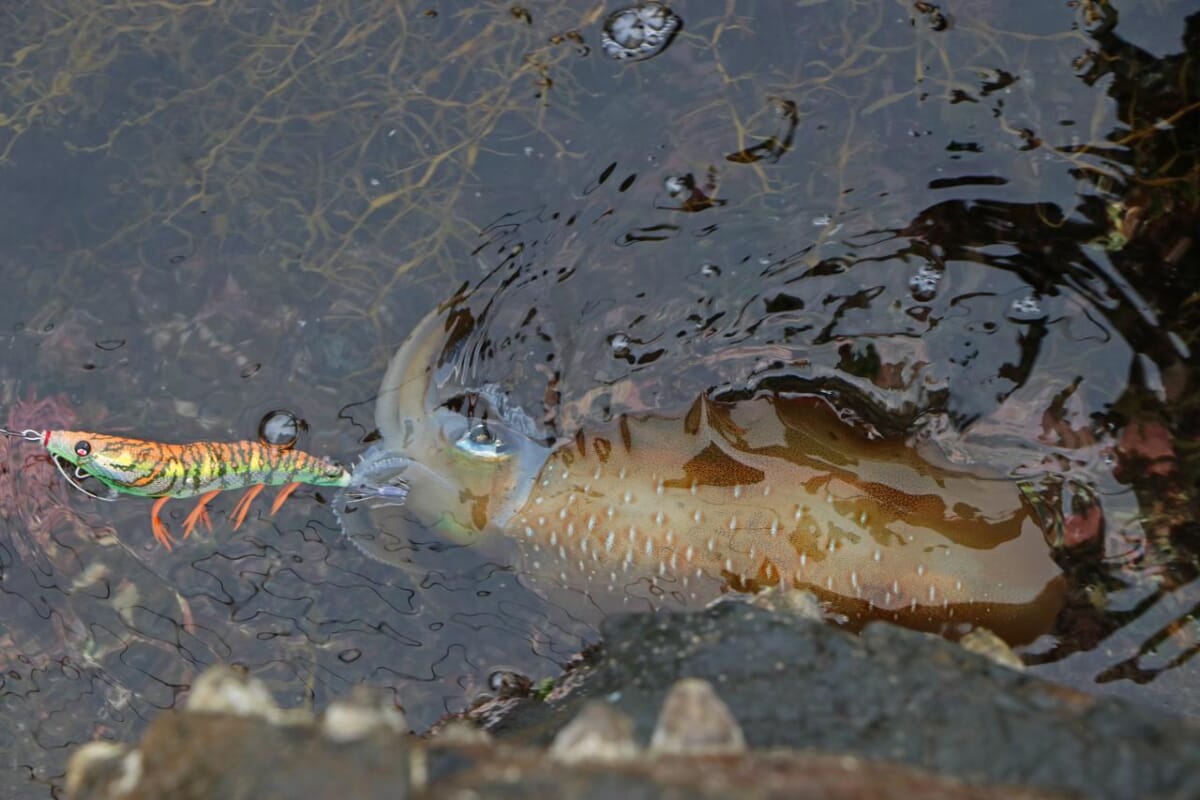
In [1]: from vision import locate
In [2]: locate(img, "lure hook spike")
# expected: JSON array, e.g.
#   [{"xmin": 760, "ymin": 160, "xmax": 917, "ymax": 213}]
[{"xmin": 51, "ymin": 454, "xmax": 119, "ymax": 501}]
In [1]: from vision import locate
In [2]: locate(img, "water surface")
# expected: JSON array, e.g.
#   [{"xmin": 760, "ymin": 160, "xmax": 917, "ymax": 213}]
[{"xmin": 0, "ymin": 2, "xmax": 1197, "ymax": 796}]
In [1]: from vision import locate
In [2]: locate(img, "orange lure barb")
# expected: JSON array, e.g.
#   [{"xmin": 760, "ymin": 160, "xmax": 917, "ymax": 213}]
[{"xmin": 3, "ymin": 426, "xmax": 353, "ymax": 549}]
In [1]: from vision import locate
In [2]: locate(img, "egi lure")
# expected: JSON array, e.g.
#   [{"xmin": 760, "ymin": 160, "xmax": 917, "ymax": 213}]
[{"xmin": 1, "ymin": 426, "xmax": 407, "ymax": 549}]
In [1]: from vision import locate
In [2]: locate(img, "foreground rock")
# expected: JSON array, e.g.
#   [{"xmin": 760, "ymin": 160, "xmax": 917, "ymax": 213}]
[{"xmin": 67, "ymin": 603, "xmax": 1200, "ymax": 799}]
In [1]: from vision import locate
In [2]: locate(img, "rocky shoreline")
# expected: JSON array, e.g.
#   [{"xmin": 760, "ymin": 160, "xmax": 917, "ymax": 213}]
[{"xmin": 67, "ymin": 600, "xmax": 1200, "ymax": 799}]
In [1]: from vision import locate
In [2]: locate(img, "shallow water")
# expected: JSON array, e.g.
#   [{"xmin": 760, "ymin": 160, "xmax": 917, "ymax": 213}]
[{"xmin": 1, "ymin": 1, "xmax": 1198, "ymax": 796}]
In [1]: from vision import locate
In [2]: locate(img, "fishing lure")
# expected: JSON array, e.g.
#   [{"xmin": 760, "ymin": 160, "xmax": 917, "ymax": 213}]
[{"xmin": 1, "ymin": 426, "xmax": 405, "ymax": 550}]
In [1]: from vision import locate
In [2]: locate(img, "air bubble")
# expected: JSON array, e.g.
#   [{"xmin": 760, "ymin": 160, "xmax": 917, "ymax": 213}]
[
  {"xmin": 258, "ymin": 409, "xmax": 305, "ymax": 448},
  {"xmin": 664, "ymin": 174, "xmax": 692, "ymax": 197},
  {"xmin": 908, "ymin": 265, "xmax": 942, "ymax": 301},
  {"xmin": 600, "ymin": 2, "xmax": 682, "ymax": 62},
  {"xmin": 1007, "ymin": 294, "xmax": 1046, "ymax": 323},
  {"xmin": 609, "ymin": 332, "xmax": 632, "ymax": 357}
]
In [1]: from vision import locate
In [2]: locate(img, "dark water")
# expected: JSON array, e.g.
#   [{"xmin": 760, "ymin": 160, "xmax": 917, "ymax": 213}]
[{"xmin": 1, "ymin": 1, "xmax": 1198, "ymax": 796}]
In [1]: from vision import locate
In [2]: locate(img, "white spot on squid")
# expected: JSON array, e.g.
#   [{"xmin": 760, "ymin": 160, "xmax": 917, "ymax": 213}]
[
  {"xmin": 690, "ymin": 481, "xmax": 698, "ymax": 496},
  {"xmin": 535, "ymin": 496, "xmax": 544, "ymax": 505},
  {"xmin": 825, "ymin": 576, "xmax": 834, "ymax": 590},
  {"xmin": 593, "ymin": 466, "xmax": 602, "ymax": 480},
  {"xmin": 724, "ymin": 558, "xmax": 733, "ymax": 572},
  {"xmin": 622, "ymin": 490, "xmax": 632, "ymax": 505},
  {"xmin": 654, "ymin": 510, "xmax": 664, "ymax": 527},
  {"xmin": 917, "ymin": 564, "xmax": 926, "ymax": 577},
  {"xmin": 559, "ymin": 508, "xmax": 568, "ymax": 520},
  {"xmin": 606, "ymin": 505, "xmax": 615, "ymax": 519},
  {"xmin": 850, "ymin": 571, "xmax": 859, "ymax": 589},
  {"xmin": 763, "ymin": 484, "xmax": 771, "ymax": 498},
  {"xmin": 605, "ymin": 531, "xmax": 615, "ymax": 552},
  {"xmin": 685, "ymin": 545, "xmax": 694, "ymax": 562},
  {"xmin": 618, "ymin": 466, "xmax": 627, "ymax": 480},
  {"xmin": 928, "ymin": 585, "xmax": 937, "ymax": 602},
  {"xmin": 706, "ymin": 537, "xmax": 715, "ymax": 553},
  {"xmin": 550, "ymin": 531, "xmax": 558, "ymax": 546},
  {"xmin": 524, "ymin": 527, "xmax": 535, "ymax": 538},
  {"xmin": 566, "ymin": 522, "xmax": 575, "ymax": 538},
  {"xmin": 587, "ymin": 515, "xmax": 597, "ymax": 532},
  {"xmin": 656, "ymin": 479, "xmax": 664, "ymax": 497},
  {"xmin": 733, "ymin": 484, "xmax": 742, "ymax": 499},
  {"xmin": 558, "ymin": 546, "xmax": 566, "ymax": 561},
  {"xmin": 728, "ymin": 515, "xmax": 738, "ymax": 532},
  {"xmin": 955, "ymin": 580, "xmax": 963, "ymax": 592},
  {"xmin": 872, "ymin": 549, "xmax": 881, "ymax": 562},
  {"xmin": 537, "ymin": 516, "xmax": 546, "ymax": 527},
  {"xmin": 627, "ymin": 526, "xmax": 637, "ymax": 544},
  {"xmin": 769, "ymin": 519, "xmax": 778, "ymax": 537},
  {"xmin": 859, "ymin": 511, "xmax": 868, "ymax": 526},
  {"xmin": 644, "ymin": 538, "xmax": 653, "ymax": 556},
  {"xmin": 800, "ymin": 552, "xmax": 807, "ymax": 568},
  {"xmin": 892, "ymin": 579, "xmax": 901, "ymax": 595},
  {"xmin": 693, "ymin": 510, "xmax": 703, "ymax": 524}
]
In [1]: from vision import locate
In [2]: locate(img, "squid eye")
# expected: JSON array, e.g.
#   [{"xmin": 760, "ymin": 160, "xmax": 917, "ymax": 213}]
[
  {"xmin": 455, "ymin": 422, "xmax": 511, "ymax": 461},
  {"xmin": 74, "ymin": 440, "xmax": 91, "ymax": 457}
]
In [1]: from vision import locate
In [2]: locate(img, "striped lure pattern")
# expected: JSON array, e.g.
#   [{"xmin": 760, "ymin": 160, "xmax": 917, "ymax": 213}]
[{"xmin": 43, "ymin": 430, "xmax": 351, "ymax": 549}]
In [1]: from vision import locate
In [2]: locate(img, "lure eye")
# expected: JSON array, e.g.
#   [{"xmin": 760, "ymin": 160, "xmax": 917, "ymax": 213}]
[{"xmin": 74, "ymin": 440, "xmax": 91, "ymax": 458}]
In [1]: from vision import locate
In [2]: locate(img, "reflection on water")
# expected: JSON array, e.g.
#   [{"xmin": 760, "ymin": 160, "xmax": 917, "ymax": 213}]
[{"xmin": 0, "ymin": 1, "xmax": 1197, "ymax": 796}]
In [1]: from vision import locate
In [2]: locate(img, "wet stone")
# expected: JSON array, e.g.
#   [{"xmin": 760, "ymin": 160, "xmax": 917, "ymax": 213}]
[
  {"xmin": 550, "ymin": 700, "xmax": 639, "ymax": 763},
  {"xmin": 744, "ymin": 585, "xmax": 825, "ymax": 620},
  {"xmin": 321, "ymin": 684, "xmax": 408, "ymax": 743},
  {"xmin": 185, "ymin": 664, "xmax": 282, "ymax": 722},
  {"xmin": 649, "ymin": 678, "xmax": 746, "ymax": 755},
  {"xmin": 960, "ymin": 628, "xmax": 1024, "ymax": 672},
  {"xmin": 485, "ymin": 603, "xmax": 1200, "ymax": 800},
  {"xmin": 432, "ymin": 720, "xmax": 493, "ymax": 745},
  {"xmin": 65, "ymin": 743, "xmax": 136, "ymax": 800}
]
